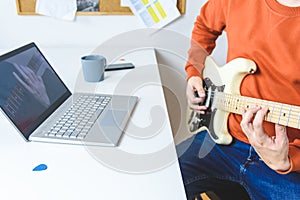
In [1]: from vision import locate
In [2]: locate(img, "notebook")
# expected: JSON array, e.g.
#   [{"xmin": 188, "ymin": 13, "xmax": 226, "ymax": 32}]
[{"xmin": 0, "ymin": 42, "xmax": 138, "ymax": 146}]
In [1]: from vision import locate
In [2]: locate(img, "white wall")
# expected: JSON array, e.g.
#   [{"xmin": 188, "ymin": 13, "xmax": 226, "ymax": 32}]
[{"xmin": 0, "ymin": 1, "xmax": 204, "ymax": 48}]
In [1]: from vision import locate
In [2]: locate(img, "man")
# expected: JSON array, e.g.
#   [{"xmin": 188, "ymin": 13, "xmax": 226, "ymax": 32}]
[{"xmin": 177, "ymin": 0, "xmax": 300, "ymax": 199}]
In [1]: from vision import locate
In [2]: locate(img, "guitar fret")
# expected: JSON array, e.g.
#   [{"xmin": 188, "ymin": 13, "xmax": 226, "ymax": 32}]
[
  {"xmin": 235, "ymin": 96, "xmax": 241, "ymax": 113},
  {"xmin": 289, "ymin": 106, "xmax": 300, "ymax": 128},
  {"xmin": 270, "ymin": 103, "xmax": 281, "ymax": 125},
  {"xmin": 286, "ymin": 105, "xmax": 292, "ymax": 127},
  {"xmin": 264, "ymin": 100, "xmax": 270, "ymax": 121},
  {"xmin": 278, "ymin": 104, "xmax": 283, "ymax": 125},
  {"xmin": 269, "ymin": 103, "xmax": 275, "ymax": 123},
  {"xmin": 277, "ymin": 104, "xmax": 292, "ymax": 126},
  {"xmin": 232, "ymin": 96, "xmax": 236, "ymax": 110},
  {"xmin": 227, "ymin": 93, "xmax": 231, "ymax": 110},
  {"xmin": 258, "ymin": 99, "xmax": 263, "ymax": 107}
]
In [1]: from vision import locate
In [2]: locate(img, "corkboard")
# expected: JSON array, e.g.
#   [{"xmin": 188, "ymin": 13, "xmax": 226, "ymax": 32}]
[{"xmin": 16, "ymin": 0, "xmax": 186, "ymax": 15}]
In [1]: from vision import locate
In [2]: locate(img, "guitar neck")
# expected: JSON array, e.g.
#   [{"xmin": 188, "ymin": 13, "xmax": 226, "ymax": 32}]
[{"xmin": 214, "ymin": 92, "xmax": 300, "ymax": 129}]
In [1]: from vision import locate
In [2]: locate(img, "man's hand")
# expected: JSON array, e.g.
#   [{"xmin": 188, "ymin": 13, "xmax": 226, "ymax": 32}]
[
  {"xmin": 240, "ymin": 105, "xmax": 290, "ymax": 171},
  {"xmin": 13, "ymin": 63, "xmax": 50, "ymax": 108},
  {"xmin": 186, "ymin": 76, "xmax": 207, "ymax": 114}
]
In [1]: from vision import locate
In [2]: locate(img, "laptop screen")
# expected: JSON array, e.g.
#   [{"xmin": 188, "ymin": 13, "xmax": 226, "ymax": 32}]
[{"xmin": 0, "ymin": 43, "xmax": 71, "ymax": 140}]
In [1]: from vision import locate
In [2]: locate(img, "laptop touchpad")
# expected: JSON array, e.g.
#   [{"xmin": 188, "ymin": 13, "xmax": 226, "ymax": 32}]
[
  {"xmin": 100, "ymin": 110, "xmax": 128, "ymax": 127},
  {"xmin": 86, "ymin": 109, "xmax": 129, "ymax": 145}
]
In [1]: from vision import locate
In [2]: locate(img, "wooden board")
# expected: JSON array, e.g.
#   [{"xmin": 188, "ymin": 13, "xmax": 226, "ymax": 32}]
[{"xmin": 16, "ymin": 0, "xmax": 186, "ymax": 15}]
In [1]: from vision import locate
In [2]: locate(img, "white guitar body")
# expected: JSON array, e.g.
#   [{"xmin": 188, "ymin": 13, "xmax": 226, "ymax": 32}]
[{"xmin": 187, "ymin": 57, "xmax": 257, "ymax": 145}]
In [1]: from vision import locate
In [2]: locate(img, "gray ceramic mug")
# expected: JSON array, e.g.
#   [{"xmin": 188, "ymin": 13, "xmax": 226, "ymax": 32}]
[{"xmin": 81, "ymin": 55, "xmax": 106, "ymax": 82}]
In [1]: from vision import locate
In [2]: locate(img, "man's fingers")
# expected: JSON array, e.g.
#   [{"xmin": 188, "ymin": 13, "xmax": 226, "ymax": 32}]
[
  {"xmin": 252, "ymin": 106, "xmax": 268, "ymax": 133},
  {"xmin": 274, "ymin": 124, "xmax": 288, "ymax": 145},
  {"xmin": 189, "ymin": 104, "xmax": 207, "ymax": 114},
  {"xmin": 194, "ymin": 87, "xmax": 205, "ymax": 98},
  {"xmin": 241, "ymin": 106, "xmax": 271, "ymax": 145},
  {"xmin": 186, "ymin": 76, "xmax": 207, "ymax": 112},
  {"xmin": 240, "ymin": 106, "xmax": 262, "ymax": 136},
  {"xmin": 190, "ymin": 95, "xmax": 204, "ymax": 104},
  {"xmin": 252, "ymin": 106, "xmax": 270, "ymax": 144},
  {"xmin": 187, "ymin": 88, "xmax": 207, "ymax": 112}
]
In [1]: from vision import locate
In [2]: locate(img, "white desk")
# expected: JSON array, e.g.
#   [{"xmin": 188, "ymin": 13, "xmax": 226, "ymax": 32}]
[{"xmin": 0, "ymin": 47, "xmax": 187, "ymax": 200}]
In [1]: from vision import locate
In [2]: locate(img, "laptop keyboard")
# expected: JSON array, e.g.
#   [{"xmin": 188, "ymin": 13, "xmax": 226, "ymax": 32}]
[{"xmin": 45, "ymin": 95, "xmax": 111, "ymax": 140}]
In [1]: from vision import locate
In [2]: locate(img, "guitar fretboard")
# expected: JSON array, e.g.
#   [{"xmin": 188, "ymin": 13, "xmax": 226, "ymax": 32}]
[{"xmin": 213, "ymin": 92, "xmax": 300, "ymax": 129}]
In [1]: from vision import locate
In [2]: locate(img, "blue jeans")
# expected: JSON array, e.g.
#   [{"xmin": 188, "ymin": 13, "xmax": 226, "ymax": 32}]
[{"xmin": 176, "ymin": 131, "xmax": 300, "ymax": 200}]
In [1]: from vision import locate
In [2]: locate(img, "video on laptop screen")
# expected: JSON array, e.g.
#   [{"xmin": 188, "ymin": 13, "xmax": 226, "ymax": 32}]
[{"xmin": 0, "ymin": 43, "xmax": 71, "ymax": 139}]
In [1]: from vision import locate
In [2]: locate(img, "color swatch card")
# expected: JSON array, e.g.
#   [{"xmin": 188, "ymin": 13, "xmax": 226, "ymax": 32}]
[{"xmin": 127, "ymin": 0, "xmax": 181, "ymax": 28}]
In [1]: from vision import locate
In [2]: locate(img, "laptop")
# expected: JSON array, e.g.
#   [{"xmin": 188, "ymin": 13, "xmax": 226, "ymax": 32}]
[{"xmin": 0, "ymin": 42, "xmax": 138, "ymax": 146}]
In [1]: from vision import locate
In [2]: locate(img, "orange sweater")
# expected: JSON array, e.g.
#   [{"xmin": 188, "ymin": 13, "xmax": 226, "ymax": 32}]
[{"xmin": 185, "ymin": 0, "xmax": 300, "ymax": 173}]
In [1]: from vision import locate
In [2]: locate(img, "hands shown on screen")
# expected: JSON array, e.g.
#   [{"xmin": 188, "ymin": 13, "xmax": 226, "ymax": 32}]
[{"xmin": 12, "ymin": 63, "xmax": 50, "ymax": 108}]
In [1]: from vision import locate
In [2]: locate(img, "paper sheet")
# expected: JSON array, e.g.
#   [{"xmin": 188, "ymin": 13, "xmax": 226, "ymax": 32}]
[
  {"xmin": 126, "ymin": 0, "xmax": 180, "ymax": 28},
  {"xmin": 121, "ymin": 0, "xmax": 130, "ymax": 7},
  {"xmin": 121, "ymin": 0, "xmax": 177, "ymax": 7},
  {"xmin": 35, "ymin": 0, "xmax": 77, "ymax": 21}
]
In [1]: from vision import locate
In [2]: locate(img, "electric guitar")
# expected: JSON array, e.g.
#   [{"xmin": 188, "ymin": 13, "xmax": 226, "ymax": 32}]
[{"xmin": 186, "ymin": 57, "xmax": 300, "ymax": 145}]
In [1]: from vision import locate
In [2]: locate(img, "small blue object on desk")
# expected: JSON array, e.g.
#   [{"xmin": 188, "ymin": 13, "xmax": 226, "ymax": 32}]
[{"xmin": 33, "ymin": 164, "xmax": 48, "ymax": 171}]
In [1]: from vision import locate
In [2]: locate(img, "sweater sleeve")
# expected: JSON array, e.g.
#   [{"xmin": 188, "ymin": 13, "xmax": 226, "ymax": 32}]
[{"xmin": 185, "ymin": 0, "xmax": 227, "ymax": 80}]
